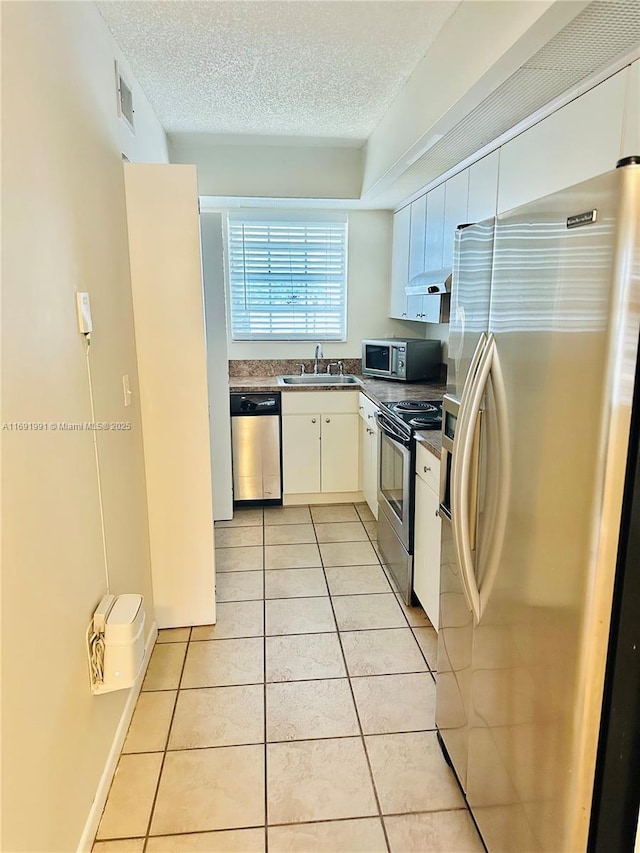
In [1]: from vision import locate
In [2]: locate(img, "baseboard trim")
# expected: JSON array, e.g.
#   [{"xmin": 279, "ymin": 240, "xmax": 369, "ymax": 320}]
[
  {"xmin": 76, "ymin": 621, "xmax": 158, "ymax": 853},
  {"xmin": 283, "ymin": 491, "xmax": 364, "ymax": 505}
]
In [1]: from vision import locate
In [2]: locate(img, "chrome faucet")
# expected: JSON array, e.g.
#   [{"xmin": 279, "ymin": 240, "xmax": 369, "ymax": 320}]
[
  {"xmin": 326, "ymin": 362, "xmax": 339, "ymax": 375},
  {"xmin": 313, "ymin": 343, "xmax": 323, "ymax": 374}
]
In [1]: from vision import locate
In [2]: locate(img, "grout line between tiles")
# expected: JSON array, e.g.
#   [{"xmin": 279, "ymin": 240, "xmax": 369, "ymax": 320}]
[
  {"xmin": 99, "ymin": 803, "xmax": 473, "ymax": 845},
  {"xmin": 140, "ymin": 627, "xmax": 191, "ymax": 853},
  {"xmin": 262, "ymin": 510, "xmax": 269, "ymax": 852},
  {"xmin": 126, "ymin": 724, "xmax": 438, "ymax": 755},
  {"xmin": 312, "ymin": 504, "xmax": 392, "ymax": 853}
]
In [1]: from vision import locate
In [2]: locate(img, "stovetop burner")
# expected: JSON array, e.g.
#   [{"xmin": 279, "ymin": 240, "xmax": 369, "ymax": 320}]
[
  {"xmin": 408, "ymin": 416, "xmax": 438, "ymax": 428},
  {"xmin": 394, "ymin": 400, "xmax": 439, "ymax": 414},
  {"xmin": 381, "ymin": 399, "xmax": 443, "ymax": 432}
]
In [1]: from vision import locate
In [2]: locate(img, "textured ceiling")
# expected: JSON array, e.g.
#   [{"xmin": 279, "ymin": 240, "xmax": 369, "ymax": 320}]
[{"xmin": 97, "ymin": 0, "xmax": 459, "ymax": 140}]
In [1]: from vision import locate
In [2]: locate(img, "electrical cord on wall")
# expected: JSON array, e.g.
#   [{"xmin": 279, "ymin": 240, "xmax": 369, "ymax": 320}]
[
  {"xmin": 87, "ymin": 622, "xmax": 106, "ymax": 685},
  {"xmin": 85, "ymin": 333, "xmax": 110, "ymax": 595}
]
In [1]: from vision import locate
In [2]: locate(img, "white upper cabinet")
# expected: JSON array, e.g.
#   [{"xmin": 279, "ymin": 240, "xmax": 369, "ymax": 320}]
[
  {"xmin": 390, "ymin": 64, "xmax": 637, "ymax": 323},
  {"xmin": 442, "ymin": 169, "xmax": 469, "ymax": 270},
  {"xmin": 425, "ymin": 182, "xmax": 445, "ymax": 271},
  {"xmin": 408, "ymin": 194, "xmax": 427, "ymax": 281},
  {"xmin": 390, "ymin": 205, "xmax": 411, "ymax": 320},
  {"xmin": 497, "ymin": 70, "xmax": 627, "ymax": 214},
  {"xmin": 467, "ymin": 150, "xmax": 500, "ymax": 224}
]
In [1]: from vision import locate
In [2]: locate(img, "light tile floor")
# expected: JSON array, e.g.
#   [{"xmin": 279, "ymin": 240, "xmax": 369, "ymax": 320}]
[{"xmin": 93, "ymin": 504, "xmax": 484, "ymax": 853}]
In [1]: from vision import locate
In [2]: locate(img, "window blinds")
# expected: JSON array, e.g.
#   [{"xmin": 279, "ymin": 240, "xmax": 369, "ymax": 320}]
[{"xmin": 228, "ymin": 216, "xmax": 347, "ymax": 341}]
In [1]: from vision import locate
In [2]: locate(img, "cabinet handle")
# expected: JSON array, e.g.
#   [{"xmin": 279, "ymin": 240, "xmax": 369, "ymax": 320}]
[
  {"xmin": 424, "ymin": 465, "xmax": 431, "ymax": 473},
  {"xmin": 311, "ymin": 418, "xmax": 317, "ymax": 424},
  {"xmin": 367, "ymin": 414, "xmax": 372, "ymax": 419},
  {"xmin": 402, "ymin": 312, "xmax": 407, "ymax": 318},
  {"xmin": 359, "ymin": 405, "xmax": 364, "ymax": 410},
  {"xmin": 435, "ymin": 510, "xmax": 439, "ymax": 518},
  {"xmin": 325, "ymin": 418, "xmax": 331, "ymax": 423}
]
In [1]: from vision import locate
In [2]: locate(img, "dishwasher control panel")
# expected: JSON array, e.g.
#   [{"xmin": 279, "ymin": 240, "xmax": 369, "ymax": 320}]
[{"xmin": 230, "ymin": 393, "xmax": 281, "ymax": 416}]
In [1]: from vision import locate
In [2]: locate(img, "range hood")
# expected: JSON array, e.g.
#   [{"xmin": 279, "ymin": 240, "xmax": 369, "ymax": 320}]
[{"xmin": 405, "ymin": 268, "xmax": 452, "ymax": 297}]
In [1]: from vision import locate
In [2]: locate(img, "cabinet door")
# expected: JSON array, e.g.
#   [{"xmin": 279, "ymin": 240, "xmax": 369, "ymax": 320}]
[
  {"xmin": 322, "ymin": 413, "xmax": 360, "ymax": 493},
  {"xmin": 360, "ymin": 418, "xmax": 374, "ymax": 515},
  {"xmin": 425, "ymin": 183, "xmax": 445, "ymax": 270},
  {"xmin": 408, "ymin": 195, "xmax": 427, "ymax": 281},
  {"xmin": 407, "ymin": 294, "xmax": 424, "ymax": 322},
  {"xmin": 467, "ymin": 150, "xmax": 499, "ymax": 224},
  {"xmin": 443, "ymin": 169, "xmax": 469, "ymax": 270},
  {"xmin": 282, "ymin": 414, "xmax": 321, "ymax": 494},
  {"xmin": 360, "ymin": 416, "xmax": 379, "ymax": 518},
  {"xmin": 421, "ymin": 295, "xmax": 441, "ymax": 324},
  {"xmin": 497, "ymin": 70, "xmax": 626, "ymax": 213},
  {"xmin": 367, "ymin": 420, "xmax": 380, "ymax": 519},
  {"xmin": 413, "ymin": 475, "xmax": 441, "ymax": 629},
  {"xmin": 390, "ymin": 206, "xmax": 411, "ymax": 319}
]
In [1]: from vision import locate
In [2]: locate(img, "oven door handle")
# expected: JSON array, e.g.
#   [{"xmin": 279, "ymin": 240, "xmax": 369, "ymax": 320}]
[{"xmin": 375, "ymin": 411, "xmax": 411, "ymax": 449}]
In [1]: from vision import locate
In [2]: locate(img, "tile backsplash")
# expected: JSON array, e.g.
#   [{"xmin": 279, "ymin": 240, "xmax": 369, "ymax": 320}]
[{"xmin": 229, "ymin": 359, "xmax": 363, "ymax": 377}]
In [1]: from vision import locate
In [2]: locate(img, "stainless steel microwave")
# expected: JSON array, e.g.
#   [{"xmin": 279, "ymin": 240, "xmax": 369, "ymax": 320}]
[{"xmin": 361, "ymin": 338, "xmax": 441, "ymax": 381}]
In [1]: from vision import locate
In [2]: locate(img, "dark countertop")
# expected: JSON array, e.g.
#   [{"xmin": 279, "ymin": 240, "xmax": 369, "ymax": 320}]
[{"xmin": 229, "ymin": 374, "xmax": 445, "ymax": 459}]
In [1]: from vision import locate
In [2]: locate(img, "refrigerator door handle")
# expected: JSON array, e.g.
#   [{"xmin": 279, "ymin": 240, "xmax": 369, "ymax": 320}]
[
  {"xmin": 459, "ymin": 332, "xmax": 488, "ymax": 415},
  {"xmin": 477, "ymin": 341, "xmax": 510, "ymax": 619},
  {"xmin": 452, "ymin": 335, "xmax": 493, "ymax": 621}
]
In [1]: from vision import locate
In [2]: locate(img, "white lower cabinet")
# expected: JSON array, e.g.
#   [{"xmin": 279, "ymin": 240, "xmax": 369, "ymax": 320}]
[
  {"xmin": 321, "ymin": 413, "xmax": 360, "ymax": 493},
  {"xmin": 413, "ymin": 444, "xmax": 441, "ymax": 629},
  {"xmin": 282, "ymin": 391, "xmax": 360, "ymax": 498},
  {"xmin": 359, "ymin": 393, "xmax": 380, "ymax": 518},
  {"xmin": 282, "ymin": 414, "xmax": 321, "ymax": 494}
]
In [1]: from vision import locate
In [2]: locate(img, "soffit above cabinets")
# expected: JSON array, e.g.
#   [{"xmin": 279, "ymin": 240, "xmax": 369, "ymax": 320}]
[
  {"xmin": 96, "ymin": 0, "xmax": 459, "ymax": 139},
  {"xmin": 366, "ymin": 0, "xmax": 640, "ymax": 207}
]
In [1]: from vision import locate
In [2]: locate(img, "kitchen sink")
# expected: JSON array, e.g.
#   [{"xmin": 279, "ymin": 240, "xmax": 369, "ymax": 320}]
[{"xmin": 277, "ymin": 375, "xmax": 362, "ymax": 386}]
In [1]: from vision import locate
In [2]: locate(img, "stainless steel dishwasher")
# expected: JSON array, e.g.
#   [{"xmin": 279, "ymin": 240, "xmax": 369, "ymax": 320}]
[{"xmin": 230, "ymin": 393, "xmax": 282, "ymax": 504}]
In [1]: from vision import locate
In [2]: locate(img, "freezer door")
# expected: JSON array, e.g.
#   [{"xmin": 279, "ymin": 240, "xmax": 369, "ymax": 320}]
[
  {"xmin": 435, "ymin": 508, "xmax": 473, "ymax": 788},
  {"xmin": 467, "ymin": 167, "xmax": 635, "ymax": 852},
  {"xmin": 448, "ymin": 220, "xmax": 495, "ymax": 398}
]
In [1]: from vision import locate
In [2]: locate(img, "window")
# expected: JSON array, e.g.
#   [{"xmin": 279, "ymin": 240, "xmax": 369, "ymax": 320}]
[{"xmin": 227, "ymin": 213, "xmax": 348, "ymax": 341}]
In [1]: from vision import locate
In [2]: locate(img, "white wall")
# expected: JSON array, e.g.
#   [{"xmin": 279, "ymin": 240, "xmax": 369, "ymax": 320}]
[
  {"xmin": 1, "ymin": 3, "xmax": 167, "ymax": 851},
  {"xmin": 170, "ymin": 134, "xmax": 364, "ymax": 199},
  {"xmin": 124, "ymin": 164, "xmax": 217, "ymax": 628},
  {"xmin": 226, "ymin": 210, "xmax": 421, "ymax": 360}
]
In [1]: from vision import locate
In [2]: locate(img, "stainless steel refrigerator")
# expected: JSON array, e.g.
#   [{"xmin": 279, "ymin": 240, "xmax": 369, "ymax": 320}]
[{"xmin": 435, "ymin": 158, "xmax": 640, "ymax": 853}]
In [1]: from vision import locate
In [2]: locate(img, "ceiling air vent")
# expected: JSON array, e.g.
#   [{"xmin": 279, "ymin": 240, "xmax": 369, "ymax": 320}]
[{"xmin": 115, "ymin": 61, "xmax": 135, "ymax": 134}]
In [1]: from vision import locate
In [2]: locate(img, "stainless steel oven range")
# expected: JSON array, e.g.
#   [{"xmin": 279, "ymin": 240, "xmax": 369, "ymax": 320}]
[{"xmin": 376, "ymin": 399, "xmax": 442, "ymax": 604}]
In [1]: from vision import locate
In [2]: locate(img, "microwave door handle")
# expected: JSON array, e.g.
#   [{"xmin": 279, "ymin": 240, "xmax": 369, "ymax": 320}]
[{"xmin": 390, "ymin": 346, "xmax": 398, "ymax": 377}]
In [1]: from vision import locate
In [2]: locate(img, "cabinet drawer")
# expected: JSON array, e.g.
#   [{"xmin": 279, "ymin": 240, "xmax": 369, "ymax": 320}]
[
  {"xmin": 282, "ymin": 390, "xmax": 359, "ymax": 415},
  {"xmin": 358, "ymin": 392, "xmax": 379, "ymax": 425},
  {"xmin": 416, "ymin": 441, "xmax": 440, "ymax": 493}
]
